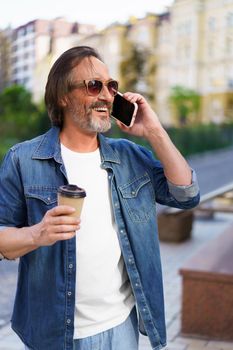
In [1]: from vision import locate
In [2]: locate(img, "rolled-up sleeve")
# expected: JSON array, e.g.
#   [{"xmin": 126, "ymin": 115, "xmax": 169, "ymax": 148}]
[{"xmin": 167, "ymin": 170, "xmax": 199, "ymax": 202}]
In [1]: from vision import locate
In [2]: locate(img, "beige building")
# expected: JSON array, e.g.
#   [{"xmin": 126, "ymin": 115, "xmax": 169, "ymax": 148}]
[
  {"xmin": 156, "ymin": 0, "xmax": 233, "ymax": 125},
  {"xmin": 0, "ymin": 28, "xmax": 12, "ymax": 91},
  {"xmin": 78, "ymin": 23, "xmax": 126, "ymax": 81},
  {"xmin": 78, "ymin": 15, "xmax": 158, "ymax": 108},
  {"xmin": 198, "ymin": 0, "xmax": 233, "ymax": 122},
  {"xmin": 155, "ymin": 12, "xmax": 173, "ymax": 125},
  {"xmin": 123, "ymin": 15, "xmax": 158, "ymax": 109}
]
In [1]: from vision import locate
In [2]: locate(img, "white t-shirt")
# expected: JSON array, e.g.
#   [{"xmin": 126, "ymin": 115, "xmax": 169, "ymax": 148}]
[{"xmin": 61, "ymin": 144, "xmax": 135, "ymax": 339}]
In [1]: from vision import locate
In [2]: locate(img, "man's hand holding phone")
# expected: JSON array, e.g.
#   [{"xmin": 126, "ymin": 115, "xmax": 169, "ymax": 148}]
[{"xmin": 112, "ymin": 91, "xmax": 163, "ymax": 140}]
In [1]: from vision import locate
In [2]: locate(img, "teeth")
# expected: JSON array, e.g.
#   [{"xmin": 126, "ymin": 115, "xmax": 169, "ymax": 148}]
[{"xmin": 93, "ymin": 107, "xmax": 108, "ymax": 111}]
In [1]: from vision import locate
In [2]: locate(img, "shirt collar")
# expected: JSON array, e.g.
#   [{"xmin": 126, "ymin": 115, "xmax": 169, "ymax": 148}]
[{"xmin": 32, "ymin": 127, "xmax": 121, "ymax": 165}]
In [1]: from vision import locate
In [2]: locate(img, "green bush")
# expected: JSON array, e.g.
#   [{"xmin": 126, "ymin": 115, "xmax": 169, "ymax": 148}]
[
  {"xmin": 167, "ymin": 123, "xmax": 233, "ymax": 157},
  {"xmin": 108, "ymin": 122, "xmax": 233, "ymax": 158},
  {"xmin": 0, "ymin": 85, "xmax": 50, "ymax": 163}
]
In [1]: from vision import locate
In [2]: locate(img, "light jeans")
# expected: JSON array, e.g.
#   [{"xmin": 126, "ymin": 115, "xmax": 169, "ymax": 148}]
[{"xmin": 25, "ymin": 306, "xmax": 139, "ymax": 350}]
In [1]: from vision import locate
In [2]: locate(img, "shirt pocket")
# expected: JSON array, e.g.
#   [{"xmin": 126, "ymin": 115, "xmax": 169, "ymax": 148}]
[
  {"xmin": 24, "ymin": 186, "xmax": 58, "ymax": 226},
  {"xmin": 118, "ymin": 173, "xmax": 155, "ymax": 223}
]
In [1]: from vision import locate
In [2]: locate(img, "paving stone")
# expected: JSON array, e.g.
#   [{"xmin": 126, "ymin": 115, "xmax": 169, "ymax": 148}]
[
  {"xmin": 165, "ymin": 342, "xmax": 187, "ymax": 350},
  {"xmin": 175, "ymin": 337, "xmax": 208, "ymax": 346},
  {"xmin": 206, "ymin": 340, "xmax": 233, "ymax": 349},
  {"xmin": 186, "ymin": 347, "xmax": 209, "ymax": 350}
]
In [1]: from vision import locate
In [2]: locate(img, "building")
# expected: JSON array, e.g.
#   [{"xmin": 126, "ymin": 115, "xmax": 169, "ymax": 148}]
[
  {"xmin": 0, "ymin": 27, "xmax": 12, "ymax": 91},
  {"xmin": 9, "ymin": 18, "xmax": 96, "ymax": 101},
  {"xmin": 1, "ymin": 1, "xmax": 233, "ymax": 125},
  {"xmin": 155, "ymin": 12, "xmax": 172, "ymax": 125},
  {"xmin": 156, "ymin": 0, "xmax": 233, "ymax": 125}
]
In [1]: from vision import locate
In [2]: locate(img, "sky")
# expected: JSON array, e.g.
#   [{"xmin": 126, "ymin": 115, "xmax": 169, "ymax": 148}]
[{"xmin": 1, "ymin": 0, "xmax": 174, "ymax": 29}]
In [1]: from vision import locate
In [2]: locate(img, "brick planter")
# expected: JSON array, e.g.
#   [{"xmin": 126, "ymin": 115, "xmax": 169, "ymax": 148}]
[{"xmin": 179, "ymin": 226, "xmax": 233, "ymax": 341}]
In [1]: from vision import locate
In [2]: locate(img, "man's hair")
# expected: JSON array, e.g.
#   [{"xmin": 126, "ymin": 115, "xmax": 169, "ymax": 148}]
[{"xmin": 45, "ymin": 46, "xmax": 102, "ymax": 127}]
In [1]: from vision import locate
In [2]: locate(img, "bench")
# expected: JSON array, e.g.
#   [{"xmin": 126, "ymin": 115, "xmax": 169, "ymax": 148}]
[{"xmin": 179, "ymin": 224, "xmax": 233, "ymax": 341}]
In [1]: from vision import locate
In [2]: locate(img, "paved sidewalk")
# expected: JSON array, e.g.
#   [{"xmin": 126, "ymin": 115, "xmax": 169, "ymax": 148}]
[{"xmin": 1, "ymin": 213, "xmax": 233, "ymax": 350}]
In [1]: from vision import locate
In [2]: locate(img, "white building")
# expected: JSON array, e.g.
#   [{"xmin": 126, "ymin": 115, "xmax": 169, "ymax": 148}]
[{"xmin": 10, "ymin": 18, "xmax": 96, "ymax": 101}]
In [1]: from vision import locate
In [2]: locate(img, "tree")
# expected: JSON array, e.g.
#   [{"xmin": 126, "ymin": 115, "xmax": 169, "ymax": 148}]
[
  {"xmin": 169, "ymin": 85, "xmax": 201, "ymax": 126},
  {"xmin": 119, "ymin": 41, "xmax": 156, "ymax": 108},
  {"xmin": 0, "ymin": 85, "xmax": 39, "ymax": 138},
  {"xmin": 120, "ymin": 41, "xmax": 146, "ymax": 93},
  {"xmin": 0, "ymin": 84, "xmax": 50, "ymax": 161}
]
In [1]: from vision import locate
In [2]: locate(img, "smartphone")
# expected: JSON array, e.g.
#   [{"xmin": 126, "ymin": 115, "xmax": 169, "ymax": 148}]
[{"xmin": 111, "ymin": 92, "xmax": 138, "ymax": 128}]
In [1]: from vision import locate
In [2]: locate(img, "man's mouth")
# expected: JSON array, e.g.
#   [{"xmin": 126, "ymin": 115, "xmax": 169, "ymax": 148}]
[
  {"xmin": 90, "ymin": 102, "xmax": 112, "ymax": 115},
  {"xmin": 93, "ymin": 107, "xmax": 109, "ymax": 112}
]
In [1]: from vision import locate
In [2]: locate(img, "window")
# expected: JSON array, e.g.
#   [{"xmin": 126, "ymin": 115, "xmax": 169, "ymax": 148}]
[
  {"xmin": 11, "ymin": 44, "xmax": 18, "ymax": 52},
  {"xmin": 27, "ymin": 23, "xmax": 34, "ymax": 33},
  {"xmin": 177, "ymin": 21, "xmax": 192, "ymax": 36},
  {"xmin": 23, "ymin": 77, "xmax": 29, "ymax": 84},
  {"xmin": 184, "ymin": 44, "xmax": 191, "ymax": 59},
  {"xmin": 11, "ymin": 57, "xmax": 18, "ymax": 64},
  {"xmin": 226, "ymin": 13, "xmax": 233, "ymax": 27},
  {"xmin": 208, "ymin": 17, "xmax": 216, "ymax": 31},
  {"xmin": 208, "ymin": 41, "xmax": 214, "ymax": 57},
  {"xmin": 226, "ymin": 37, "xmax": 233, "ymax": 54}
]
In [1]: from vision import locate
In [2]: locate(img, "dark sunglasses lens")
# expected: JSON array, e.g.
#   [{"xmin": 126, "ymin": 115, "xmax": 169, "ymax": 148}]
[
  {"xmin": 87, "ymin": 80, "xmax": 103, "ymax": 96},
  {"xmin": 108, "ymin": 81, "xmax": 118, "ymax": 96}
]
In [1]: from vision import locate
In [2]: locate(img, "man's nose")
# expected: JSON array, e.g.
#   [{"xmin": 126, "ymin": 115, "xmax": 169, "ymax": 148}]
[{"xmin": 98, "ymin": 85, "xmax": 114, "ymax": 102}]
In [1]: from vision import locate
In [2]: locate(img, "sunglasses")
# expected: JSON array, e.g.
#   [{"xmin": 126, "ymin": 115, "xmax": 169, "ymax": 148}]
[{"xmin": 69, "ymin": 79, "xmax": 119, "ymax": 97}]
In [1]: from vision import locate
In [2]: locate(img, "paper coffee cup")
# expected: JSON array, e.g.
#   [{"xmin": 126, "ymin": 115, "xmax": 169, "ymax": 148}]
[{"xmin": 57, "ymin": 184, "xmax": 86, "ymax": 217}]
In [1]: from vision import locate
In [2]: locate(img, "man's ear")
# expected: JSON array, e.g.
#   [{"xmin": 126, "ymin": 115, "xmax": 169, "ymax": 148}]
[{"xmin": 59, "ymin": 96, "xmax": 68, "ymax": 107}]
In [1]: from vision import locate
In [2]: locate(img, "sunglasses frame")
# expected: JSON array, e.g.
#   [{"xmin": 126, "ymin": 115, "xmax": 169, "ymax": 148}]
[{"xmin": 69, "ymin": 79, "xmax": 119, "ymax": 97}]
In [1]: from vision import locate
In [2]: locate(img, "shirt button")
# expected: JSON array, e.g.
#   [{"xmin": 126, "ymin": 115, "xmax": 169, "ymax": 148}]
[
  {"xmin": 67, "ymin": 291, "xmax": 72, "ymax": 296},
  {"xmin": 67, "ymin": 319, "xmax": 71, "ymax": 324},
  {"xmin": 120, "ymin": 230, "xmax": 124, "ymax": 234},
  {"xmin": 128, "ymin": 258, "xmax": 133, "ymax": 263},
  {"xmin": 131, "ymin": 191, "xmax": 135, "ymax": 195},
  {"xmin": 143, "ymin": 308, "xmax": 147, "ymax": 312},
  {"xmin": 135, "ymin": 283, "xmax": 139, "ymax": 288},
  {"xmin": 69, "ymin": 264, "xmax": 73, "ymax": 269}
]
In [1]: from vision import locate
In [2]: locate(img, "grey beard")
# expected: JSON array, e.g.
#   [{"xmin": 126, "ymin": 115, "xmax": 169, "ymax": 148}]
[
  {"xmin": 75, "ymin": 113, "xmax": 112, "ymax": 133},
  {"xmin": 88, "ymin": 117, "xmax": 112, "ymax": 133}
]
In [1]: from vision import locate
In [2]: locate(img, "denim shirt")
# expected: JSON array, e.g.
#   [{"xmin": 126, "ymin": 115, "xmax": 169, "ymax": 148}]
[{"xmin": 0, "ymin": 127, "xmax": 200, "ymax": 350}]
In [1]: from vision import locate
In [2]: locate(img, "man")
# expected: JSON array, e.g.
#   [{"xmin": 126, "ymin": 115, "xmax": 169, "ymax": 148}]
[{"xmin": 0, "ymin": 46, "xmax": 200, "ymax": 350}]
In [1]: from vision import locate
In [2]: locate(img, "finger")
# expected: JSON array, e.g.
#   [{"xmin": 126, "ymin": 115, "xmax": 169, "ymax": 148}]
[
  {"xmin": 51, "ymin": 216, "xmax": 81, "ymax": 225},
  {"xmin": 123, "ymin": 92, "xmax": 145, "ymax": 104},
  {"xmin": 52, "ymin": 224, "xmax": 81, "ymax": 233},
  {"xmin": 48, "ymin": 205, "xmax": 76, "ymax": 216},
  {"xmin": 116, "ymin": 120, "xmax": 129, "ymax": 132},
  {"xmin": 50, "ymin": 231, "xmax": 77, "ymax": 242}
]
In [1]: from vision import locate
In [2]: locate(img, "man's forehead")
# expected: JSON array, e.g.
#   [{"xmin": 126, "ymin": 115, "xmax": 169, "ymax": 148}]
[{"xmin": 73, "ymin": 56, "xmax": 109, "ymax": 78}]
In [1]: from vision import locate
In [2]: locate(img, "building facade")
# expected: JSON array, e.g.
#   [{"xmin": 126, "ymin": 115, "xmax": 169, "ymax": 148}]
[
  {"xmin": 0, "ymin": 28, "xmax": 12, "ymax": 91},
  {"xmin": 8, "ymin": 18, "xmax": 95, "ymax": 101},
  {"xmin": 1, "ymin": 1, "xmax": 233, "ymax": 125},
  {"xmin": 157, "ymin": 0, "xmax": 233, "ymax": 124}
]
